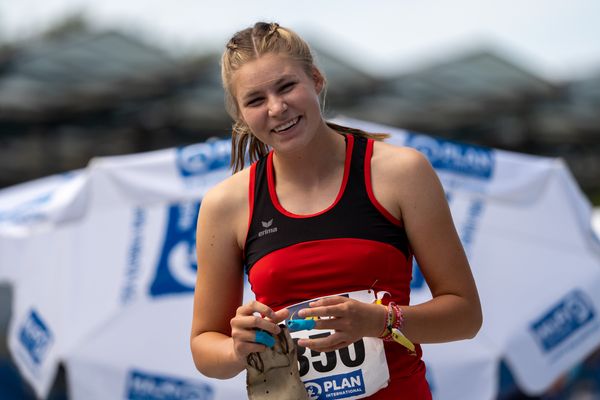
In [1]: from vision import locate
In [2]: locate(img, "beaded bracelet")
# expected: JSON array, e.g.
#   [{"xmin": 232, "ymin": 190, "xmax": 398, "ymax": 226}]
[
  {"xmin": 378, "ymin": 302, "xmax": 416, "ymax": 354},
  {"xmin": 379, "ymin": 302, "xmax": 401, "ymax": 341},
  {"xmin": 377, "ymin": 303, "xmax": 393, "ymax": 338}
]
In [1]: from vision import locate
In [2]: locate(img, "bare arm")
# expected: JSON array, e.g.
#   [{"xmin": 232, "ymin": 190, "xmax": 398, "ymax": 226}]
[
  {"xmin": 394, "ymin": 147, "xmax": 482, "ymax": 343},
  {"xmin": 190, "ymin": 177, "xmax": 288, "ymax": 379},
  {"xmin": 190, "ymin": 184, "xmax": 246, "ymax": 378}
]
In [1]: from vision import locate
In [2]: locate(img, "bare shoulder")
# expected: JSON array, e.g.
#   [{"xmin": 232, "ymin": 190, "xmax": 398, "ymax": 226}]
[
  {"xmin": 372, "ymin": 140, "xmax": 436, "ymax": 189},
  {"xmin": 367, "ymin": 140, "xmax": 440, "ymax": 223},
  {"xmin": 373, "ymin": 139, "xmax": 427, "ymax": 160},
  {"xmin": 197, "ymin": 167, "xmax": 251, "ymax": 246},
  {"xmin": 201, "ymin": 167, "xmax": 250, "ymax": 214}
]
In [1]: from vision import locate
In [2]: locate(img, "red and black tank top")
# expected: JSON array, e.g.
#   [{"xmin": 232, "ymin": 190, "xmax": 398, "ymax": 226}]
[{"xmin": 243, "ymin": 134, "xmax": 431, "ymax": 399}]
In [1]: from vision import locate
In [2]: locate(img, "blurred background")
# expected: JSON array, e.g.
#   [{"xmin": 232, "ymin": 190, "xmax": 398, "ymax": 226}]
[{"xmin": 1, "ymin": 1, "xmax": 599, "ymax": 398}]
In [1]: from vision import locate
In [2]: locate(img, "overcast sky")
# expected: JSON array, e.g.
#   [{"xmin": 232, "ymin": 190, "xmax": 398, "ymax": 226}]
[{"xmin": 1, "ymin": 0, "xmax": 600, "ymax": 80}]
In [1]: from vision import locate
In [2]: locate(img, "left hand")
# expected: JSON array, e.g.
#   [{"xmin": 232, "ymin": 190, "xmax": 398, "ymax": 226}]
[{"xmin": 296, "ymin": 296, "xmax": 387, "ymax": 352}]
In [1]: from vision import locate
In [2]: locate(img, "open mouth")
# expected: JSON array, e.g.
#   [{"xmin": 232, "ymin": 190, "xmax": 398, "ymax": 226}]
[{"xmin": 272, "ymin": 117, "xmax": 300, "ymax": 133}]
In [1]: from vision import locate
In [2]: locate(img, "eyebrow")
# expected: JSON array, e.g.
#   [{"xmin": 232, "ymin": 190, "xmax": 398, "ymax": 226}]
[{"xmin": 240, "ymin": 74, "xmax": 296, "ymax": 102}]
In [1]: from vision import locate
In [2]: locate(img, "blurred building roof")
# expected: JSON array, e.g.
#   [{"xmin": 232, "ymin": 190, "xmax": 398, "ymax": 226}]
[
  {"xmin": 348, "ymin": 50, "xmax": 559, "ymax": 131},
  {"xmin": 0, "ymin": 30, "xmax": 184, "ymax": 118},
  {"xmin": 531, "ymin": 72, "xmax": 600, "ymax": 141},
  {"xmin": 0, "ymin": 27, "xmax": 599, "ymax": 192},
  {"xmin": 0, "ymin": 29, "xmax": 380, "ymax": 129}
]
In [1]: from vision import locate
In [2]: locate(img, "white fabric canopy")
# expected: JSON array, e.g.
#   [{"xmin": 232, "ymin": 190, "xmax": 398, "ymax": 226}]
[{"xmin": 1, "ymin": 118, "xmax": 599, "ymax": 400}]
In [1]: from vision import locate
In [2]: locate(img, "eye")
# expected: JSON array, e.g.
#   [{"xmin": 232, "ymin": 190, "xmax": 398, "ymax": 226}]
[
  {"xmin": 279, "ymin": 81, "xmax": 296, "ymax": 93},
  {"xmin": 245, "ymin": 97, "xmax": 264, "ymax": 107}
]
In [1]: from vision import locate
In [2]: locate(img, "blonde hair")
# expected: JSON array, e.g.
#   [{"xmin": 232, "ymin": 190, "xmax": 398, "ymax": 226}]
[{"xmin": 221, "ymin": 22, "xmax": 388, "ymax": 172}]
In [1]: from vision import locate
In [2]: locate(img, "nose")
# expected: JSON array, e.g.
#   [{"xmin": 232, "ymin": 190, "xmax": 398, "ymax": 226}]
[{"xmin": 268, "ymin": 96, "xmax": 288, "ymax": 117}]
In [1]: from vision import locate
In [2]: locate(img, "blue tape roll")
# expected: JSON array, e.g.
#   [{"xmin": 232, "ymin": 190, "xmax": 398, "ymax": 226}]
[
  {"xmin": 288, "ymin": 319, "xmax": 316, "ymax": 332},
  {"xmin": 255, "ymin": 330, "xmax": 275, "ymax": 347}
]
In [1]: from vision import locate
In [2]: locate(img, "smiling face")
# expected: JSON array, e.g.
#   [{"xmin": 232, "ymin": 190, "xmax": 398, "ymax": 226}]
[{"xmin": 231, "ymin": 53, "xmax": 325, "ymax": 153}]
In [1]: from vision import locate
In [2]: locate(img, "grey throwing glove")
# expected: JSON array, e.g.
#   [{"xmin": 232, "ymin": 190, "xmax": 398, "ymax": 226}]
[{"xmin": 246, "ymin": 325, "xmax": 308, "ymax": 400}]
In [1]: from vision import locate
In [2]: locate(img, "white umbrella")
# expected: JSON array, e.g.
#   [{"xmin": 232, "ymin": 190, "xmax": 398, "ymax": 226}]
[
  {"xmin": 64, "ymin": 296, "xmax": 247, "ymax": 400},
  {"xmin": 1, "ymin": 140, "xmax": 233, "ymax": 398},
  {"xmin": 338, "ymin": 117, "xmax": 600, "ymax": 399},
  {"xmin": 0, "ymin": 170, "xmax": 89, "ymax": 395},
  {"xmin": 593, "ymin": 208, "xmax": 600, "ymax": 237},
  {"xmin": 2, "ymin": 119, "xmax": 600, "ymax": 399}
]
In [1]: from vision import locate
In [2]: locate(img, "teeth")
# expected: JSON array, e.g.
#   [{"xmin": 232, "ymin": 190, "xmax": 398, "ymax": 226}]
[{"xmin": 273, "ymin": 117, "xmax": 299, "ymax": 132}]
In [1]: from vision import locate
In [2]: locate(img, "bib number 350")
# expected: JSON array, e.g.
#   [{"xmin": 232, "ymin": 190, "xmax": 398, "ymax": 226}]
[{"xmin": 294, "ymin": 332, "xmax": 366, "ymax": 377}]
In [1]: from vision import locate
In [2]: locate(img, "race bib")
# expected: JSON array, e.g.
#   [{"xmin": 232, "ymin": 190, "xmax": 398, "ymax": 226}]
[{"xmin": 286, "ymin": 290, "xmax": 390, "ymax": 400}]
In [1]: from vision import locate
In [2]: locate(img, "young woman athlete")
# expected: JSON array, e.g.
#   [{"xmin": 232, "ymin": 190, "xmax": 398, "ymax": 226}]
[{"xmin": 190, "ymin": 22, "xmax": 482, "ymax": 399}]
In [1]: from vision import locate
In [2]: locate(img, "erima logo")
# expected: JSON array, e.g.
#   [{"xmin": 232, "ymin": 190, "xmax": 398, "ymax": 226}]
[{"xmin": 258, "ymin": 219, "xmax": 278, "ymax": 237}]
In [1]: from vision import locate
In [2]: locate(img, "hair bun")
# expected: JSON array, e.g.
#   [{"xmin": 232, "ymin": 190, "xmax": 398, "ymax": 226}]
[{"xmin": 268, "ymin": 23, "xmax": 280, "ymax": 35}]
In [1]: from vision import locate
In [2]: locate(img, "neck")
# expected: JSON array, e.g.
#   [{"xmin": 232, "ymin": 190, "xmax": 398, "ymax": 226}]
[{"xmin": 271, "ymin": 121, "xmax": 346, "ymax": 187}]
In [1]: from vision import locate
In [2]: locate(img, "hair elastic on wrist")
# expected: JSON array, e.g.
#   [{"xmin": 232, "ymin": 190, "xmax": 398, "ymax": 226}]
[
  {"xmin": 378, "ymin": 303, "xmax": 394, "ymax": 338},
  {"xmin": 379, "ymin": 302, "xmax": 415, "ymax": 354}
]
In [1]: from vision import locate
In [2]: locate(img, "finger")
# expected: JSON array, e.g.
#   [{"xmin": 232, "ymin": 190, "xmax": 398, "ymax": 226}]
[
  {"xmin": 267, "ymin": 308, "xmax": 290, "ymax": 324},
  {"xmin": 298, "ymin": 297, "xmax": 350, "ymax": 319},
  {"xmin": 235, "ymin": 341, "xmax": 268, "ymax": 357},
  {"xmin": 232, "ymin": 330, "xmax": 259, "ymax": 346},
  {"xmin": 311, "ymin": 318, "xmax": 340, "ymax": 331},
  {"xmin": 298, "ymin": 334, "xmax": 349, "ymax": 353},
  {"xmin": 233, "ymin": 328, "xmax": 275, "ymax": 349},
  {"xmin": 298, "ymin": 304, "xmax": 343, "ymax": 319},
  {"xmin": 237, "ymin": 300, "xmax": 276, "ymax": 319},
  {"xmin": 232, "ymin": 314, "xmax": 281, "ymax": 335},
  {"xmin": 254, "ymin": 330, "xmax": 276, "ymax": 347},
  {"xmin": 308, "ymin": 296, "xmax": 349, "ymax": 308},
  {"xmin": 309, "ymin": 342, "xmax": 349, "ymax": 353},
  {"xmin": 298, "ymin": 331, "xmax": 343, "ymax": 348},
  {"xmin": 311, "ymin": 338, "xmax": 353, "ymax": 353}
]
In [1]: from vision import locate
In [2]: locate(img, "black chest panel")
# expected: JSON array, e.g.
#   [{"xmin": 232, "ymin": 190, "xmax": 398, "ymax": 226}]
[{"xmin": 244, "ymin": 135, "xmax": 410, "ymax": 273}]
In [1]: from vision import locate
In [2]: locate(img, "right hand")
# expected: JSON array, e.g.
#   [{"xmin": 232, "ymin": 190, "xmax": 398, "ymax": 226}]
[{"xmin": 230, "ymin": 300, "xmax": 289, "ymax": 361}]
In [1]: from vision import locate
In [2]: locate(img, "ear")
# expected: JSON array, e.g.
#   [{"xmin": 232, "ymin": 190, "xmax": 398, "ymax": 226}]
[{"xmin": 311, "ymin": 66, "xmax": 325, "ymax": 94}]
